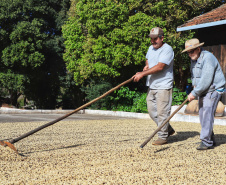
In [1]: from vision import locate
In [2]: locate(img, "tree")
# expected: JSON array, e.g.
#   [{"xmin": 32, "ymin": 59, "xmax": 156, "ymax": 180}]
[
  {"xmin": 63, "ymin": 0, "xmax": 166, "ymax": 87},
  {"xmin": 63, "ymin": 0, "xmax": 224, "ymax": 91},
  {"xmin": 0, "ymin": 0, "xmax": 71, "ymax": 108}
]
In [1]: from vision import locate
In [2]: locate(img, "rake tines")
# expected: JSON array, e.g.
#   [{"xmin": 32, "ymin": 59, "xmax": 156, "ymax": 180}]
[{"xmin": 0, "ymin": 140, "xmax": 18, "ymax": 153}]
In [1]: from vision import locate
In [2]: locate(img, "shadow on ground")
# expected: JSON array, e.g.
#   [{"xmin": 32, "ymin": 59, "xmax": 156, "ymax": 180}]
[
  {"xmin": 214, "ymin": 134, "xmax": 226, "ymax": 146},
  {"xmin": 22, "ymin": 144, "xmax": 84, "ymax": 155},
  {"xmin": 168, "ymin": 132, "xmax": 226, "ymax": 147},
  {"xmin": 168, "ymin": 131, "xmax": 200, "ymax": 143}
]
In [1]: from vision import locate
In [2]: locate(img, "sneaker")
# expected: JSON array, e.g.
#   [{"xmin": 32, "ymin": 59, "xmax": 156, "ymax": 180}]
[
  {"xmin": 152, "ymin": 138, "xmax": 167, "ymax": 145},
  {"xmin": 196, "ymin": 142, "xmax": 214, "ymax": 150},
  {"xmin": 196, "ymin": 140, "xmax": 216, "ymax": 146}
]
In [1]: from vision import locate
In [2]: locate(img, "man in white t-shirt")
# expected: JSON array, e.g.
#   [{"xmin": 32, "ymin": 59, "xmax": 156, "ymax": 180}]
[{"xmin": 133, "ymin": 27, "xmax": 175, "ymax": 145}]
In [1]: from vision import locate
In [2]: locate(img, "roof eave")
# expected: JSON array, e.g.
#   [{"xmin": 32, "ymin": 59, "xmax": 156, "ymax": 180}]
[{"xmin": 177, "ymin": 19, "xmax": 226, "ymax": 32}]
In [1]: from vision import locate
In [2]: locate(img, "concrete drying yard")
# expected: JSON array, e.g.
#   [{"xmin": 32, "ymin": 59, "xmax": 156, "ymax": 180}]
[{"xmin": 1, "ymin": 119, "xmax": 226, "ymax": 184}]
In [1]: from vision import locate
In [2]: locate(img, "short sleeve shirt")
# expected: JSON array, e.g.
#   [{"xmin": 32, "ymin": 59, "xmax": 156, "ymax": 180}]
[{"xmin": 146, "ymin": 43, "xmax": 174, "ymax": 89}]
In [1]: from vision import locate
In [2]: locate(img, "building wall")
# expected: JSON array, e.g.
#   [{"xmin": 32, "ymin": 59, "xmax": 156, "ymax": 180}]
[
  {"xmin": 198, "ymin": 24, "xmax": 226, "ymax": 104},
  {"xmin": 202, "ymin": 45, "xmax": 226, "ymax": 104}
]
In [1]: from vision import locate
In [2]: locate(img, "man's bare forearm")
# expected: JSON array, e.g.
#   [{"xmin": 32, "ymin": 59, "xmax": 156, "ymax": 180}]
[
  {"xmin": 133, "ymin": 62, "xmax": 166, "ymax": 82},
  {"xmin": 142, "ymin": 62, "xmax": 165, "ymax": 76}
]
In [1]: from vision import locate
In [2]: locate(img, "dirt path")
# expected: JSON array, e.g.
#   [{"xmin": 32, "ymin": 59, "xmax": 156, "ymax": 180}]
[{"xmin": 1, "ymin": 119, "xmax": 226, "ymax": 184}]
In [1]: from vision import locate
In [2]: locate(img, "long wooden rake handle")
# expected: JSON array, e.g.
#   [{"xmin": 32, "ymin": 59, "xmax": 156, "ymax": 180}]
[
  {"xmin": 140, "ymin": 98, "xmax": 188, "ymax": 148},
  {"xmin": 0, "ymin": 77, "xmax": 134, "ymax": 153}
]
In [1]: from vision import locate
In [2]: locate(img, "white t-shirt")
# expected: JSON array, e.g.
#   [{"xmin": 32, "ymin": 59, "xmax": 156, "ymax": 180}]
[{"xmin": 146, "ymin": 43, "xmax": 174, "ymax": 89}]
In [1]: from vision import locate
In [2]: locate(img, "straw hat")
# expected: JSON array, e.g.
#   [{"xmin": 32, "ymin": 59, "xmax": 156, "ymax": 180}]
[{"xmin": 182, "ymin": 38, "xmax": 204, "ymax": 53}]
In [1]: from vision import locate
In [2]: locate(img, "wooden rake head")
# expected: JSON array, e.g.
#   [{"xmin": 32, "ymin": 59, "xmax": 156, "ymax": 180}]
[{"xmin": 0, "ymin": 140, "xmax": 18, "ymax": 154}]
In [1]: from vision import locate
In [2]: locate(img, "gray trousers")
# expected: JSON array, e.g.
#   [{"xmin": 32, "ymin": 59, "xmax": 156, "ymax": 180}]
[
  {"xmin": 199, "ymin": 91, "xmax": 221, "ymax": 147},
  {"xmin": 146, "ymin": 88, "xmax": 174, "ymax": 140}
]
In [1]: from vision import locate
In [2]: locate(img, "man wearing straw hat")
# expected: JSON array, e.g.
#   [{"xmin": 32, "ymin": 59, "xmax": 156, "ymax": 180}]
[
  {"xmin": 133, "ymin": 27, "xmax": 175, "ymax": 145},
  {"xmin": 182, "ymin": 38, "xmax": 225, "ymax": 150}
]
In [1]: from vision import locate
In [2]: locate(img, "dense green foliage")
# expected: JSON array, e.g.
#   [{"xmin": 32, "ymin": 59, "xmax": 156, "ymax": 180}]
[
  {"xmin": 61, "ymin": 0, "xmax": 223, "ymax": 111},
  {"xmin": 84, "ymin": 85, "xmax": 188, "ymax": 113},
  {"xmin": 81, "ymin": 80, "xmax": 113, "ymax": 109},
  {"xmin": 63, "ymin": 0, "xmax": 223, "ymax": 89},
  {"xmin": 111, "ymin": 87, "xmax": 148, "ymax": 113},
  {"xmin": 172, "ymin": 88, "xmax": 188, "ymax": 106},
  {"xmin": 111, "ymin": 87, "xmax": 143, "ymax": 112},
  {"xmin": 0, "ymin": 0, "xmax": 224, "ymax": 111},
  {"xmin": 62, "ymin": 0, "xmax": 166, "ymax": 85},
  {"xmin": 0, "ymin": 0, "xmax": 71, "ymax": 108}
]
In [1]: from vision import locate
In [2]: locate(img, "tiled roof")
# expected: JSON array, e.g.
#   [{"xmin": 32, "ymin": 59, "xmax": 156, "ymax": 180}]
[{"xmin": 178, "ymin": 3, "xmax": 226, "ymax": 28}]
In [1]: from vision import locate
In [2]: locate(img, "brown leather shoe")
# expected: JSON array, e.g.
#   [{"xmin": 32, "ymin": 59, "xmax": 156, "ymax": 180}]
[
  {"xmin": 169, "ymin": 129, "xmax": 175, "ymax": 136},
  {"xmin": 152, "ymin": 138, "xmax": 167, "ymax": 145}
]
